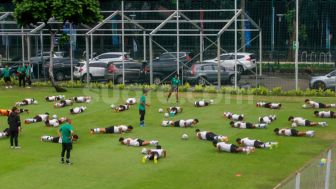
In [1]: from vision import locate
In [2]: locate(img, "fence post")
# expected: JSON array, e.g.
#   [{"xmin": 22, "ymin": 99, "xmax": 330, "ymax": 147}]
[
  {"xmin": 324, "ymin": 149, "xmax": 332, "ymax": 189},
  {"xmin": 295, "ymin": 172, "xmax": 300, "ymax": 189}
]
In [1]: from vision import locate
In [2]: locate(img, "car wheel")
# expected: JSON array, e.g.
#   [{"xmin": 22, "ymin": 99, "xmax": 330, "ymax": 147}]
[
  {"xmin": 55, "ymin": 72, "xmax": 65, "ymax": 81},
  {"xmin": 313, "ymin": 81, "xmax": 326, "ymax": 90},
  {"xmin": 81, "ymin": 74, "xmax": 91, "ymax": 83},
  {"xmin": 197, "ymin": 77, "xmax": 206, "ymax": 85},
  {"xmin": 153, "ymin": 76, "xmax": 161, "ymax": 85},
  {"xmin": 116, "ymin": 76, "xmax": 123, "ymax": 84},
  {"xmin": 229, "ymin": 75, "xmax": 236, "ymax": 85},
  {"xmin": 237, "ymin": 65, "xmax": 244, "ymax": 74}
]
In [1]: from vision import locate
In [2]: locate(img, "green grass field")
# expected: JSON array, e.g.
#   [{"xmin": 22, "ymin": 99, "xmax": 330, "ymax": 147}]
[{"xmin": 0, "ymin": 87, "xmax": 335, "ymax": 189}]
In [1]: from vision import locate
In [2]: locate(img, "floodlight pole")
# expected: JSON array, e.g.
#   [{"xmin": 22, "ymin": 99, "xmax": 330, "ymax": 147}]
[
  {"xmin": 295, "ymin": 0, "xmax": 299, "ymax": 90},
  {"xmin": 70, "ymin": 23, "xmax": 73, "ymax": 82},
  {"xmin": 90, "ymin": 34, "xmax": 93, "ymax": 59},
  {"xmin": 27, "ymin": 34, "xmax": 31, "ymax": 65},
  {"xmin": 234, "ymin": 0, "xmax": 238, "ymax": 89},
  {"xmin": 85, "ymin": 34, "xmax": 90, "ymax": 85},
  {"xmin": 121, "ymin": 0, "xmax": 125, "ymax": 84},
  {"xmin": 259, "ymin": 30, "xmax": 262, "ymax": 77},
  {"xmin": 149, "ymin": 35, "xmax": 153, "ymax": 84},
  {"xmin": 176, "ymin": 0, "xmax": 180, "ymax": 78},
  {"xmin": 217, "ymin": 37, "xmax": 221, "ymax": 89},
  {"xmin": 143, "ymin": 31, "xmax": 146, "ymax": 62},
  {"xmin": 21, "ymin": 27, "xmax": 25, "ymax": 66}
]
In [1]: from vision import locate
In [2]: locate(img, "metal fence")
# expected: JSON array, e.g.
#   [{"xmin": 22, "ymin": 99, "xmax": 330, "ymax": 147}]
[{"xmin": 274, "ymin": 147, "xmax": 336, "ymax": 189}]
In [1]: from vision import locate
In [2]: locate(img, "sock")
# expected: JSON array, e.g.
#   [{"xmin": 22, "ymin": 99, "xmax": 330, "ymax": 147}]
[
  {"xmin": 262, "ymin": 143, "xmax": 271, "ymax": 148},
  {"xmin": 150, "ymin": 140, "xmax": 158, "ymax": 146},
  {"xmin": 66, "ymin": 159, "xmax": 70, "ymax": 163},
  {"xmin": 255, "ymin": 124, "xmax": 267, "ymax": 128},
  {"xmin": 93, "ymin": 128, "xmax": 100, "ymax": 133},
  {"xmin": 330, "ymin": 104, "xmax": 336, "ymax": 108}
]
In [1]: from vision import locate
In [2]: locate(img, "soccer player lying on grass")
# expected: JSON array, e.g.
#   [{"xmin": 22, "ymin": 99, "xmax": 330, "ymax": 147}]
[
  {"xmin": 0, "ymin": 108, "xmax": 28, "ymax": 116},
  {"xmin": 314, "ymin": 111, "xmax": 336, "ymax": 118},
  {"xmin": 212, "ymin": 140, "xmax": 255, "ymax": 154},
  {"xmin": 54, "ymin": 99, "xmax": 73, "ymax": 108},
  {"xmin": 126, "ymin": 97, "xmax": 137, "ymax": 105},
  {"xmin": 194, "ymin": 99, "xmax": 214, "ymax": 107},
  {"xmin": 44, "ymin": 116, "xmax": 68, "ymax": 127},
  {"xmin": 113, "ymin": 104, "xmax": 130, "ymax": 112},
  {"xmin": 119, "ymin": 137, "xmax": 159, "ymax": 147},
  {"xmin": 142, "ymin": 146, "xmax": 167, "ymax": 164},
  {"xmin": 70, "ymin": 106, "xmax": 87, "ymax": 114},
  {"xmin": 0, "ymin": 128, "xmax": 9, "ymax": 139},
  {"xmin": 195, "ymin": 129, "xmax": 228, "ymax": 142},
  {"xmin": 223, "ymin": 112, "xmax": 244, "ymax": 121},
  {"xmin": 41, "ymin": 134, "xmax": 79, "ymax": 143},
  {"xmin": 162, "ymin": 119, "xmax": 199, "ymax": 128},
  {"xmin": 303, "ymin": 99, "xmax": 336, "ymax": 109},
  {"xmin": 90, "ymin": 125, "xmax": 133, "ymax": 134},
  {"xmin": 288, "ymin": 116, "xmax": 327, "ymax": 127},
  {"xmin": 258, "ymin": 115, "xmax": 276, "ymax": 124},
  {"xmin": 236, "ymin": 137, "xmax": 278, "ymax": 149},
  {"xmin": 24, "ymin": 113, "xmax": 49, "ymax": 124},
  {"xmin": 73, "ymin": 96, "xmax": 91, "ymax": 103},
  {"xmin": 15, "ymin": 98, "xmax": 38, "ymax": 106},
  {"xmin": 274, "ymin": 128, "xmax": 314, "ymax": 137},
  {"xmin": 167, "ymin": 106, "xmax": 183, "ymax": 116},
  {"xmin": 256, "ymin": 102, "xmax": 281, "ymax": 109},
  {"xmin": 45, "ymin": 95, "xmax": 65, "ymax": 102},
  {"xmin": 230, "ymin": 121, "xmax": 267, "ymax": 129}
]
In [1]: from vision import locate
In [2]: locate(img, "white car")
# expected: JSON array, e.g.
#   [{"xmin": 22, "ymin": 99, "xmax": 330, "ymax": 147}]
[
  {"xmin": 90, "ymin": 52, "xmax": 132, "ymax": 63},
  {"xmin": 204, "ymin": 52, "xmax": 256, "ymax": 73},
  {"xmin": 74, "ymin": 61, "xmax": 108, "ymax": 82}
]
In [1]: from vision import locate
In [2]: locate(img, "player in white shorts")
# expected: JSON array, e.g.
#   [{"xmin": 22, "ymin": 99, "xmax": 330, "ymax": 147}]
[
  {"xmin": 167, "ymin": 119, "xmax": 199, "ymax": 128},
  {"xmin": 0, "ymin": 128, "xmax": 9, "ymax": 139},
  {"xmin": 142, "ymin": 146, "xmax": 167, "ymax": 164},
  {"xmin": 161, "ymin": 120, "xmax": 174, "ymax": 127},
  {"xmin": 45, "ymin": 95, "xmax": 65, "ymax": 102},
  {"xmin": 15, "ymin": 98, "xmax": 38, "ymax": 106},
  {"xmin": 90, "ymin": 125, "xmax": 133, "ymax": 134},
  {"xmin": 314, "ymin": 111, "xmax": 336, "ymax": 118},
  {"xmin": 73, "ymin": 96, "xmax": 91, "ymax": 103},
  {"xmin": 113, "ymin": 104, "xmax": 130, "ymax": 112},
  {"xmin": 194, "ymin": 100, "xmax": 214, "ymax": 107},
  {"xmin": 24, "ymin": 113, "xmax": 50, "ymax": 124},
  {"xmin": 41, "ymin": 134, "xmax": 78, "ymax": 143},
  {"xmin": 288, "ymin": 116, "xmax": 327, "ymax": 127},
  {"xmin": 230, "ymin": 121, "xmax": 267, "ymax": 129},
  {"xmin": 70, "ymin": 106, "xmax": 86, "ymax": 114},
  {"xmin": 256, "ymin": 102, "xmax": 281, "ymax": 109},
  {"xmin": 274, "ymin": 128, "xmax": 314, "ymax": 137},
  {"xmin": 167, "ymin": 106, "xmax": 183, "ymax": 116},
  {"xmin": 258, "ymin": 115, "xmax": 276, "ymax": 124},
  {"xmin": 236, "ymin": 137, "xmax": 278, "ymax": 149},
  {"xmin": 118, "ymin": 137, "xmax": 159, "ymax": 147},
  {"xmin": 195, "ymin": 129, "xmax": 228, "ymax": 142},
  {"xmin": 212, "ymin": 140, "xmax": 255, "ymax": 154},
  {"xmin": 54, "ymin": 99, "xmax": 73, "ymax": 108},
  {"xmin": 223, "ymin": 112, "xmax": 244, "ymax": 121},
  {"xmin": 126, "ymin": 97, "xmax": 137, "ymax": 105},
  {"xmin": 303, "ymin": 99, "xmax": 336, "ymax": 109}
]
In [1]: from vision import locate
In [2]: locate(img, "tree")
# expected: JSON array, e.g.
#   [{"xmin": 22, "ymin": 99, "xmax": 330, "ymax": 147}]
[{"xmin": 13, "ymin": 0, "xmax": 102, "ymax": 92}]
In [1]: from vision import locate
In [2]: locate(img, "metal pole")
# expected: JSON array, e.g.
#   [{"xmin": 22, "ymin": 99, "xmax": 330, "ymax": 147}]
[
  {"xmin": 217, "ymin": 37, "xmax": 221, "ymax": 89},
  {"xmin": 259, "ymin": 30, "xmax": 262, "ymax": 76},
  {"xmin": 70, "ymin": 24, "xmax": 73, "ymax": 82},
  {"xmin": 121, "ymin": 0, "xmax": 125, "ymax": 84},
  {"xmin": 27, "ymin": 34, "xmax": 31, "ymax": 66},
  {"xmin": 295, "ymin": 172, "xmax": 300, "ymax": 189},
  {"xmin": 271, "ymin": 0, "xmax": 275, "ymax": 61},
  {"xmin": 324, "ymin": 149, "xmax": 332, "ymax": 189},
  {"xmin": 90, "ymin": 34, "xmax": 93, "ymax": 59},
  {"xmin": 21, "ymin": 27, "xmax": 25, "ymax": 66},
  {"xmin": 149, "ymin": 36, "xmax": 153, "ymax": 84},
  {"xmin": 40, "ymin": 31, "xmax": 43, "ymax": 80},
  {"xmin": 143, "ymin": 31, "xmax": 146, "ymax": 62},
  {"xmin": 200, "ymin": 31, "xmax": 203, "ymax": 62},
  {"xmin": 176, "ymin": 0, "xmax": 180, "ymax": 77},
  {"xmin": 85, "ymin": 35, "xmax": 90, "ymax": 85},
  {"xmin": 295, "ymin": 0, "xmax": 299, "ymax": 90},
  {"xmin": 234, "ymin": 0, "xmax": 238, "ymax": 89}
]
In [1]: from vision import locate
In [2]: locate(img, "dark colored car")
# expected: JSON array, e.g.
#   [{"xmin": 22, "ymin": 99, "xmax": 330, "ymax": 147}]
[
  {"xmin": 104, "ymin": 61, "xmax": 147, "ymax": 84},
  {"xmin": 42, "ymin": 58, "xmax": 78, "ymax": 81},
  {"xmin": 183, "ymin": 63, "xmax": 240, "ymax": 85},
  {"xmin": 144, "ymin": 52, "xmax": 193, "ymax": 84}
]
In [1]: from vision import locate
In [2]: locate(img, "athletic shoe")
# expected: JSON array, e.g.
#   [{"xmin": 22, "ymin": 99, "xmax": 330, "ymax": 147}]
[
  {"xmin": 15, "ymin": 146, "xmax": 21, "ymax": 149},
  {"xmin": 90, "ymin": 129, "xmax": 94, "ymax": 134},
  {"xmin": 26, "ymin": 86, "xmax": 31, "ymax": 89},
  {"xmin": 66, "ymin": 162, "xmax": 73, "ymax": 165},
  {"xmin": 272, "ymin": 142, "xmax": 279, "ymax": 148},
  {"xmin": 154, "ymin": 156, "xmax": 158, "ymax": 164},
  {"xmin": 10, "ymin": 146, "xmax": 14, "ymax": 149},
  {"xmin": 5, "ymin": 86, "xmax": 8, "ymax": 89},
  {"xmin": 9, "ymin": 86, "xmax": 12, "ymax": 88},
  {"xmin": 142, "ymin": 156, "xmax": 147, "ymax": 163}
]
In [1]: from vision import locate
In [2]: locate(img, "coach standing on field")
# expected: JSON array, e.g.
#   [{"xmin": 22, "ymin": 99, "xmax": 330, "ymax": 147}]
[
  {"xmin": 8, "ymin": 107, "xmax": 21, "ymax": 149},
  {"xmin": 58, "ymin": 119, "xmax": 74, "ymax": 165}
]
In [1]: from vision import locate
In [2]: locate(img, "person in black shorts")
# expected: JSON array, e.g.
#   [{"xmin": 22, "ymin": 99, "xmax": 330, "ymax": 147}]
[
  {"xmin": 274, "ymin": 128, "xmax": 314, "ymax": 137},
  {"xmin": 90, "ymin": 125, "xmax": 133, "ymax": 134},
  {"xmin": 195, "ymin": 129, "xmax": 228, "ymax": 142},
  {"xmin": 8, "ymin": 107, "xmax": 22, "ymax": 149},
  {"xmin": 118, "ymin": 137, "xmax": 158, "ymax": 147},
  {"xmin": 314, "ymin": 111, "xmax": 336, "ymax": 118},
  {"xmin": 41, "ymin": 135, "xmax": 79, "ymax": 143},
  {"xmin": 236, "ymin": 137, "xmax": 278, "ymax": 149}
]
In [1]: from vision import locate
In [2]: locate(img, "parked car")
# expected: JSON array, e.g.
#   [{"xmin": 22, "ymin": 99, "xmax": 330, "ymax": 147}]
[
  {"xmin": 104, "ymin": 61, "xmax": 147, "ymax": 84},
  {"xmin": 90, "ymin": 52, "xmax": 132, "ymax": 63},
  {"xmin": 204, "ymin": 52, "xmax": 256, "ymax": 73},
  {"xmin": 42, "ymin": 58, "xmax": 78, "ymax": 81},
  {"xmin": 183, "ymin": 63, "xmax": 240, "ymax": 85},
  {"xmin": 74, "ymin": 61, "xmax": 108, "ymax": 82},
  {"xmin": 309, "ymin": 70, "xmax": 336, "ymax": 90},
  {"xmin": 30, "ymin": 51, "xmax": 64, "ymax": 63},
  {"xmin": 144, "ymin": 52, "xmax": 193, "ymax": 84}
]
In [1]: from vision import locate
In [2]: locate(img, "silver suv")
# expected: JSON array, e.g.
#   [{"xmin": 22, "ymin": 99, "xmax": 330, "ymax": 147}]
[{"xmin": 309, "ymin": 70, "xmax": 336, "ymax": 90}]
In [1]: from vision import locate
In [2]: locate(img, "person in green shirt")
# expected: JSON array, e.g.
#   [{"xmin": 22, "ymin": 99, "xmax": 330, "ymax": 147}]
[
  {"xmin": 16, "ymin": 64, "xmax": 26, "ymax": 87},
  {"xmin": 25, "ymin": 63, "xmax": 32, "ymax": 88},
  {"xmin": 58, "ymin": 119, "xmax": 74, "ymax": 165},
  {"xmin": 2, "ymin": 64, "xmax": 12, "ymax": 88},
  {"xmin": 139, "ymin": 89, "xmax": 150, "ymax": 127},
  {"xmin": 167, "ymin": 74, "xmax": 180, "ymax": 103}
]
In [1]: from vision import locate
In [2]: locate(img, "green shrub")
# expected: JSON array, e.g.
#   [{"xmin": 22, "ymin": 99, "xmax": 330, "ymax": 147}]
[{"xmin": 193, "ymin": 85, "xmax": 204, "ymax": 92}]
